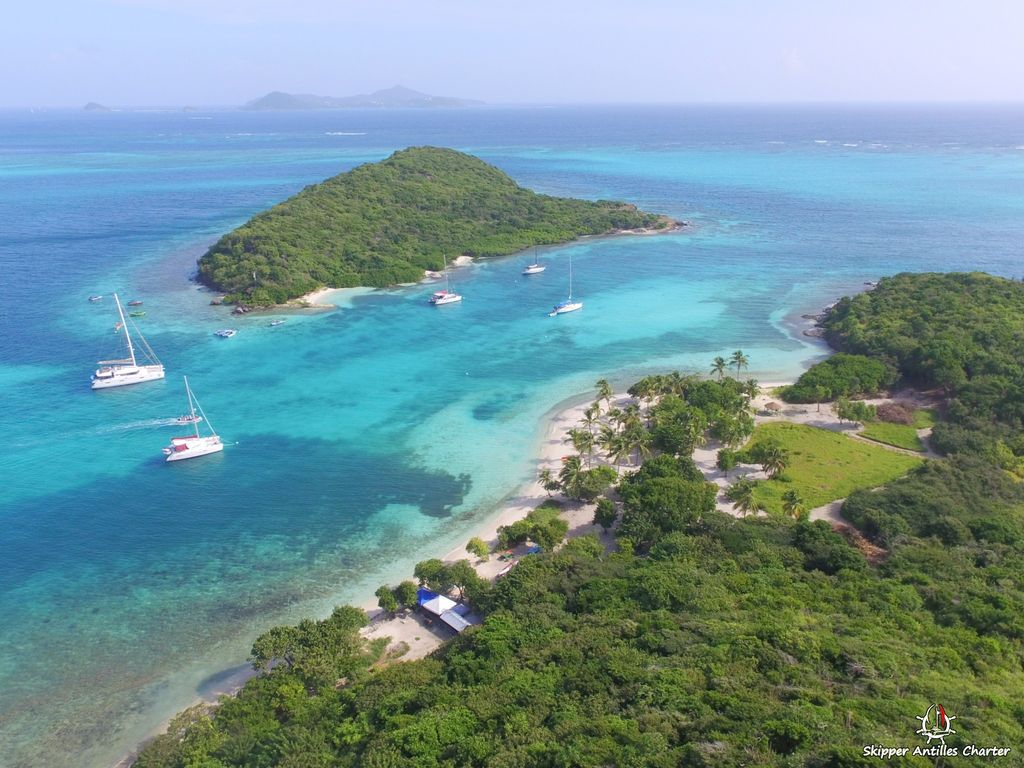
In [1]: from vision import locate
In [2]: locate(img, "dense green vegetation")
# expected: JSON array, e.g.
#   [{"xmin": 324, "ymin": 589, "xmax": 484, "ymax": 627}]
[
  {"xmin": 781, "ymin": 353, "xmax": 895, "ymax": 403},
  {"xmin": 198, "ymin": 147, "xmax": 672, "ymax": 303},
  {"xmin": 736, "ymin": 422, "xmax": 923, "ymax": 514},
  {"xmin": 820, "ymin": 273, "xmax": 1024, "ymax": 469},
  {"xmin": 134, "ymin": 267, "xmax": 1024, "ymax": 767},
  {"xmin": 496, "ymin": 501, "xmax": 569, "ymax": 551},
  {"xmin": 136, "ymin": 476, "xmax": 1023, "ymax": 766}
]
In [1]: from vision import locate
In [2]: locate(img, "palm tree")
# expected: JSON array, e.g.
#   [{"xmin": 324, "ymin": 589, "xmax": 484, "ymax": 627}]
[
  {"xmin": 760, "ymin": 444, "xmax": 790, "ymax": 479},
  {"xmin": 628, "ymin": 378, "xmax": 657, "ymax": 423},
  {"xmin": 623, "ymin": 424, "xmax": 652, "ymax": 466},
  {"xmin": 558, "ymin": 455, "xmax": 585, "ymax": 499},
  {"xmin": 538, "ymin": 468, "xmax": 557, "ymax": 498},
  {"xmin": 605, "ymin": 407, "xmax": 624, "ymax": 430},
  {"xmin": 665, "ymin": 371, "xmax": 686, "ymax": 396},
  {"xmin": 782, "ymin": 489, "xmax": 807, "ymax": 520},
  {"xmin": 730, "ymin": 350, "xmax": 749, "ymax": 378},
  {"xmin": 710, "ymin": 356, "xmax": 728, "ymax": 381},
  {"xmin": 718, "ymin": 412, "xmax": 754, "ymax": 447},
  {"xmin": 566, "ymin": 427, "xmax": 595, "ymax": 467},
  {"xmin": 622, "ymin": 402, "xmax": 642, "ymax": 431},
  {"xmin": 580, "ymin": 404, "xmax": 601, "ymax": 436},
  {"xmin": 725, "ymin": 478, "xmax": 761, "ymax": 516},
  {"xmin": 600, "ymin": 428, "xmax": 631, "ymax": 471},
  {"xmin": 595, "ymin": 378, "xmax": 614, "ymax": 408}
]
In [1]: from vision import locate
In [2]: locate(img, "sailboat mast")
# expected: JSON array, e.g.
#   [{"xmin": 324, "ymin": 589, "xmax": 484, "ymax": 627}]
[
  {"xmin": 568, "ymin": 256, "xmax": 573, "ymax": 301},
  {"xmin": 443, "ymin": 255, "xmax": 451, "ymax": 292},
  {"xmin": 184, "ymin": 376, "xmax": 200, "ymax": 438},
  {"xmin": 113, "ymin": 293, "xmax": 137, "ymax": 366}
]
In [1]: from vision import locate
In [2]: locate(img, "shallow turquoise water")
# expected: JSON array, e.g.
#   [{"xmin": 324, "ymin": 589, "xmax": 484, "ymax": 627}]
[{"xmin": 1, "ymin": 105, "xmax": 1023, "ymax": 767}]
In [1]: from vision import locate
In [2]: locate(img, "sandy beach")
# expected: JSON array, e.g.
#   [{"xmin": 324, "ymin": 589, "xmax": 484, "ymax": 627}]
[{"xmin": 362, "ymin": 392, "xmax": 610, "ymax": 658}]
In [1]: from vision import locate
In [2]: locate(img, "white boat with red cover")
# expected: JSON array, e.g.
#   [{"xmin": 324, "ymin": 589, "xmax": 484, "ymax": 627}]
[
  {"xmin": 163, "ymin": 377, "xmax": 223, "ymax": 462},
  {"xmin": 428, "ymin": 255, "xmax": 462, "ymax": 305}
]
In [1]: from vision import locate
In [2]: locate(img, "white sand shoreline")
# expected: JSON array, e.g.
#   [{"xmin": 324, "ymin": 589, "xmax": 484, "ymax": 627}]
[{"xmin": 293, "ymin": 222, "xmax": 688, "ymax": 308}]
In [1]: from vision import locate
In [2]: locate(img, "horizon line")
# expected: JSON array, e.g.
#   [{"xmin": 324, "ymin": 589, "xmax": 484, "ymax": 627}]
[{"xmin": 4, "ymin": 99, "xmax": 1024, "ymax": 111}]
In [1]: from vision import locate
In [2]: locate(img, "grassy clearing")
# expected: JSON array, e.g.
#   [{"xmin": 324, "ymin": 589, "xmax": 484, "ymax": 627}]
[
  {"xmin": 911, "ymin": 408, "xmax": 937, "ymax": 429},
  {"xmin": 740, "ymin": 422, "xmax": 924, "ymax": 514},
  {"xmin": 860, "ymin": 421, "xmax": 925, "ymax": 451}
]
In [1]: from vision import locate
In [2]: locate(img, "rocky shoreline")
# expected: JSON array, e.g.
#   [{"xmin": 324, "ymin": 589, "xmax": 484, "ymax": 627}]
[{"xmin": 800, "ymin": 280, "xmax": 877, "ymax": 338}]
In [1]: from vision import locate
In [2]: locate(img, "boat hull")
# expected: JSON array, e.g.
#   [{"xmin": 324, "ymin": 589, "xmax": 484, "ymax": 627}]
[
  {"xmin": 430, "ymin": 294, "xmax": 463, "ymax": 305},
  {"xmin": 164, "ymin": 437, "xmax": 223, "ymax": 462},
  {"xmin": 91, "ymin": 365, "xmax": 165, "ymax": 389},
  {"xmin": 549, "ymin": 302, "xmax": 583, "ymax": 316},
  {"xmin": 522, "ymin": 265, "xmax": 546, "ymax": 275}
]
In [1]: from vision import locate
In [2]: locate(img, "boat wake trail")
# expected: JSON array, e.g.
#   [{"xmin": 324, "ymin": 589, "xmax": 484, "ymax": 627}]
[{"xmin": 99, "ymin": 418, "xmax": 180, "ymax": 433}]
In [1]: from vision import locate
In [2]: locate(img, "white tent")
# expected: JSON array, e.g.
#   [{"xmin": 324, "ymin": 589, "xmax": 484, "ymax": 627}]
[{"xmin": 420, "ymin": 593, "xmax": 457, "ymax": 616}]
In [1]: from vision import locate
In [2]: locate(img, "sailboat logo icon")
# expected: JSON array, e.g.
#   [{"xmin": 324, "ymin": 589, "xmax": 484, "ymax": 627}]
[{"xmin": 916, "ymin": 704, "xmax": 956, "ymax": 745}]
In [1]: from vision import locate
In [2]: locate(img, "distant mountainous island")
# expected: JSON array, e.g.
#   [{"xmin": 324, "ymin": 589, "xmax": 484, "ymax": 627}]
[
  {"xmin": 83, "ymin": 102, "xmax": 111, "ymax": 112},
  {"xmin": 242, "ymin": 85, "xmax": 482, "ymax": 111},
  {"xmin": 198, "ymin": 147, "xmax": 677, "ymax": 304}
]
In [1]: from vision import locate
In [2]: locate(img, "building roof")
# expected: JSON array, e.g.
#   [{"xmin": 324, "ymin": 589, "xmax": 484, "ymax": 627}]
[
  {"xmin": 417, "ymin": 587, "xmax": 458, "ymax": 616},
  {"xmin": 439, "ymin": 609, "xmax": 472, "ymax": 633}
]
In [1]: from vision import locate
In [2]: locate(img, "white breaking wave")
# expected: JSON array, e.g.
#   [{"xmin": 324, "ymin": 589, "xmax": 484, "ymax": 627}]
[{"xmin": 325, "ymin": 131, "xmax": 367, "ymax": 136}]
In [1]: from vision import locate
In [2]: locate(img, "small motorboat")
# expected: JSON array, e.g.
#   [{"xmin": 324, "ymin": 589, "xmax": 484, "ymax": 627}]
[
  {"xmin": 129, "ymin": 310, "xmax": 146, "ymax": 317},
  {"xmin": 214, "ymin": 329, "xmax": 237, "ymax": 338},
  {"xmin": 174, "ymin": 414, "xmax": 203, "ymax": 425},
  {"xmin": 269, "ymin": 319, "xmax": 286, "ymax": 327},
  {"xmin": 127, "ymin": 300, "xmax": 144, "ymax": 306},
  {"xmin": 89, "ymin": 295, "xmax": 103, "ymax": 302}
]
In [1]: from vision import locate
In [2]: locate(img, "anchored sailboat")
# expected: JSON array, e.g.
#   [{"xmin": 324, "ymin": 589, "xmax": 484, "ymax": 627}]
[
  {"xmin": 163, "ymin": 376, "xmax": 223, "ymax": 462},
  {"xmin": 91, "ymin": 293, "xmax": 165, "ymax": 389},
  {"xmin": 522, "ymin": 248, "xmax": 546, "ymax": 275},
  {"xmin": 549, "ymin": 255, "xmax": 583, "ymax": 316},
  {"xmin": 428, "ymin": 255, "xmax": 463, "ymax": 305}
]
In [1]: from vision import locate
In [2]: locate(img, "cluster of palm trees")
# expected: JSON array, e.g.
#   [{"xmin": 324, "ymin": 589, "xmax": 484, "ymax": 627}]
[
  {"xmin": 545, "ymin": 364, "xmax": 762, "ymax": 498},
  {"xmin": 724, "ymin": 476, "xmax": 806, "ymax": 519},
  {"xmin": 710, "ymin": 350, "xmax": 750, "ymax": 381},
  {"xmin": 532, "ymin": 360, "xmax": 815, "ymax": 523},
  {"xmin": 566, "ymin": 378, "xmax": 652, "ymax": 472}
]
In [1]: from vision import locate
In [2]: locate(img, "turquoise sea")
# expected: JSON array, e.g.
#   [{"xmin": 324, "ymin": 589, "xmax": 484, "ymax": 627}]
[{"xmin": 1, "ymin": 105, "xmax": 1023, "ymax": 767}]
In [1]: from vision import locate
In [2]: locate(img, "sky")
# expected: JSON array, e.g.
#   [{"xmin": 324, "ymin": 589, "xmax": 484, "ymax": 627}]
[{"xmin": 3, "ymin": 0, "xmax": 1024, "ymax": 107}]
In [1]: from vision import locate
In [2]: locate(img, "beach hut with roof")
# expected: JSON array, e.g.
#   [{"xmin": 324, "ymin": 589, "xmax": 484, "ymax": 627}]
[{"xmin": 416, "ymin": 587, "xmax": 475, "ymax": 633}]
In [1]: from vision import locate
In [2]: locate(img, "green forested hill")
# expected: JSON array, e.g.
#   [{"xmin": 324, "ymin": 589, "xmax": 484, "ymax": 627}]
[
  {"xmin": 822, "ymin": 272, "xmax": 1024, "ymax": 397},
  {"xmin": 818, "ymin": 272, "xmax": 1024, "ymax": 462},
  {"xmin": 135, "ymin": 370, "xmax": 1024, "ymax": 767},
  {"xmin": 135, "ymin": 512, "xmax": 1024, "ymax": 768},
  {"xmin": 197, "ymin": 147, "xmax": 673, "ymax": 303}
]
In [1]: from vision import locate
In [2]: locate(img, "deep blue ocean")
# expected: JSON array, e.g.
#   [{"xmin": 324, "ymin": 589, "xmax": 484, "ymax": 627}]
[{"xmin": 1, "ymin": 105, "xmax": 1023, "ymax": 767}]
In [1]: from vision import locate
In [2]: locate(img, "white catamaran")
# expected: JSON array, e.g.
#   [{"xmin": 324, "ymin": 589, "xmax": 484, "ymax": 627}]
[
  {"xmin": 91, "ymin": 293, "xmax": 165, "ymax": 389},
  {"xmin": 549, "ymin": 255, "xmax": 583, "ymax": 316},
  {"xmin": 163, "ymin": 376, "xmax": 223, "ymax": 462},
  {"xmin": 428, "ymin": 255, "xmax": 463, "ymax": 305}
]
